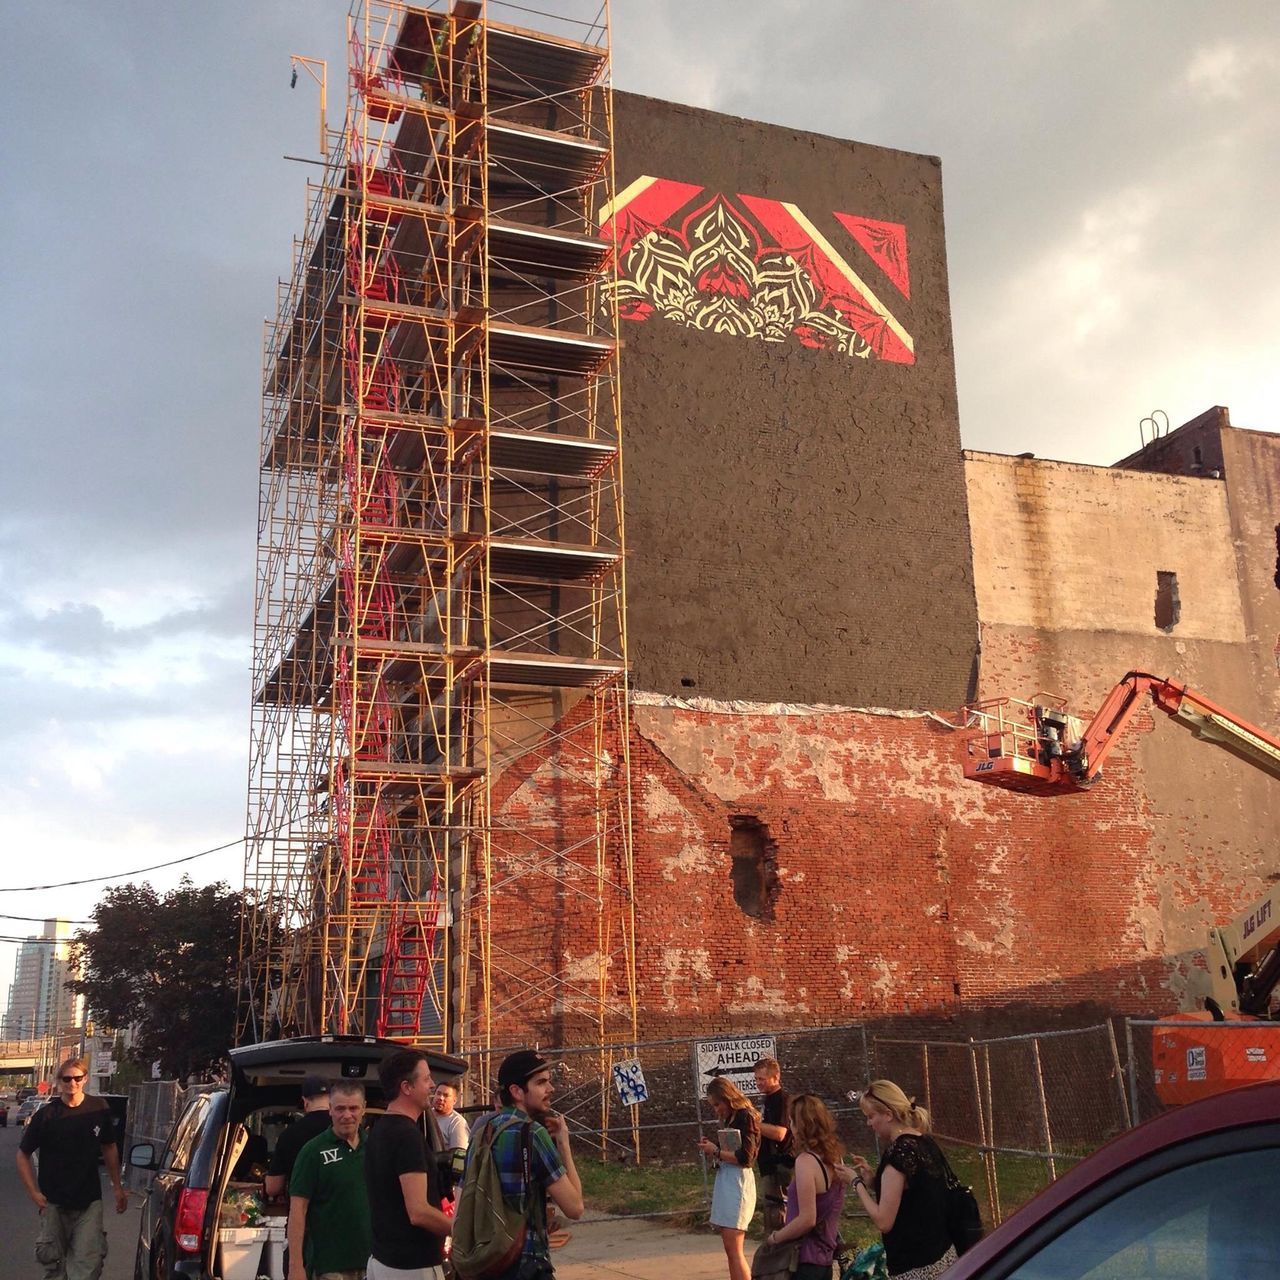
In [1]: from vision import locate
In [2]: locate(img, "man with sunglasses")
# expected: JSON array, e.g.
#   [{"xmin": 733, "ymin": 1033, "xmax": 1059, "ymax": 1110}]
[{"xmin": 16, "ymin": 1055, "xmax": 128, "ymax": 1280}]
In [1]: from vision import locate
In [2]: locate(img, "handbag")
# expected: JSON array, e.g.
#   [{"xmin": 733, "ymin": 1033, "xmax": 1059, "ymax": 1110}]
[
  {"xmin": 837, "ymin": 1242, "xmax": 888, "ymax": 1280},
  {"xmin": 750, "ymin": 1238, "xmax": 800, "ymax": 1280},
  {"xmin": 936, "ymin": 1147, "xmax": 984, "ymax": 1255}
]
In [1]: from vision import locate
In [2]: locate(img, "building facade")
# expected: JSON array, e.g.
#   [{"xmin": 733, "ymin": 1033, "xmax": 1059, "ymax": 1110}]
[{"xmin": 2, "ymin": 920, "xmax": 82, "ymax": 1040}]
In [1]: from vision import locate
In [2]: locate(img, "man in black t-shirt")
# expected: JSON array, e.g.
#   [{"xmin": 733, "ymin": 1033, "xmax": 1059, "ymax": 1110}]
[
  {"xmin": 753, "ymin": 1056, "xmax": 794, "ymax": 1233},
  {"xmin": 266, "ymin": 1075, "xmax": 332, "ymax": 1199},
  {"xmin": 16, "ymin": 1054, "xmax": 129, "ymax": 1280},
  {"xmin": 365, "ymin": 1049, "xmax": 451, "ymax": 1280}
]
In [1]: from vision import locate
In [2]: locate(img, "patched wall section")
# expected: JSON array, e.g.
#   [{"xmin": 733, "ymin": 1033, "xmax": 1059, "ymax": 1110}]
[
  {"xmin": 965, "ymin": 439, "xmax": 1279, "ymax": 1012},
  {"xmin": 611, "ymin": 93, "xmax": 978, "ymax": 709},
  {"xmin": 489, "ymin": 696, "xmax": 1274, "ymax": 1040}
]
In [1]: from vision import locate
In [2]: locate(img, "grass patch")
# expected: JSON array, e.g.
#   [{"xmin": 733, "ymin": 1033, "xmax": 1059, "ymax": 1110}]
[
  {"xmin": 578, "ymin": 1159, "xmax": 711, "ymax": 1222},
  {"xmin": 576, "ymin": 1146, "xmax": 1085, "ymax": 1238}
]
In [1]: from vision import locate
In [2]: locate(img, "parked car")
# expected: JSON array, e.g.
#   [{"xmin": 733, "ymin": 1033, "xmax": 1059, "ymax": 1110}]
[
  {"xmin": 129, "ymin": 1037, "xmax": 465, "ymax": 1280},
  {"xmin": 944, "ymin": 1079, "xmax": 1280, "ymax": 1278},
  {"xmin": 16, "ymin": 1096, "xmax": 48, "ymax": 1126},
  {"xmin": 0, "ymin": 1099, "xmax": 8, "ymax": 1126}
]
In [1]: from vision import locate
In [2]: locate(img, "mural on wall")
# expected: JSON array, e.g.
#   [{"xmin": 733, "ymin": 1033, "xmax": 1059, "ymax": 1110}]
[{"xmin": 599, "ymin": 176, "xmax": 913, "ymax": 364}]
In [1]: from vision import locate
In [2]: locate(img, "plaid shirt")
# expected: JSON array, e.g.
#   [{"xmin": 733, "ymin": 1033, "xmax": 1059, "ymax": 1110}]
[{"xmin": 468, "ymin": 1108, "xmax": 566, "ymax": 1262}]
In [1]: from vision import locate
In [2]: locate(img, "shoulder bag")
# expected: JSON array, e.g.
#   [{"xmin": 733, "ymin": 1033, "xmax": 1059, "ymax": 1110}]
[{"xmin": 934, "ymin": 1143, "xmax": 984, "ymax": 1255}]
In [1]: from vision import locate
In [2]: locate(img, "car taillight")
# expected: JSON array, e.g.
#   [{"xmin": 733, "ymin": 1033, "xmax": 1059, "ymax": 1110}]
[{"xmin": 175, "ymin": 1188, "xmax": 208, "ymax": 1254}]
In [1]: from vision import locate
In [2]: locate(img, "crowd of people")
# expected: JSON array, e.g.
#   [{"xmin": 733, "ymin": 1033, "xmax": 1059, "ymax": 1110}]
[
  {"xmin": 15, "ymin": 1047, "xmax": 962, "ymax": 1280},
  {"xmin": 279, "ymin": 1047, "xmax": 580, "ymax": 1280},
  {"xmin": 698, "ymin": 1058, "xmax": 964, "ymax": 1280}
]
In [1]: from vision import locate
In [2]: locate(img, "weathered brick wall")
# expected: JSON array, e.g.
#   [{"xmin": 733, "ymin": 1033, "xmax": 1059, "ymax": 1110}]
[{"xmin": 487, "ymin": 694, "xmax": 1266, "ymax": 1041}]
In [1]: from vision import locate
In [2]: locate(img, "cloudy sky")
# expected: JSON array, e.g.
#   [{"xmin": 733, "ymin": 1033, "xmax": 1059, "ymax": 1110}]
[{"xmin": 2, "ymin": 0, "xmax": 1277, "ymax": 1003}]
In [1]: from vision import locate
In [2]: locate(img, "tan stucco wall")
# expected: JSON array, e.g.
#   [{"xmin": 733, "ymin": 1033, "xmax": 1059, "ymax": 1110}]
[{"xmin": 965, "ymin": 452, "xmax": 1244, "ymax": 642}]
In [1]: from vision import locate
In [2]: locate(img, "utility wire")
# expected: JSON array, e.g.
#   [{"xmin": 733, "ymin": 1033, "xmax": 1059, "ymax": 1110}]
[
  {"xmin": 0, "ymin": 912, "xmax": 92, "ymax": 925},
  {"xmin": 0, "ymin": 838, "xmax": 244, "ymax": 893}
]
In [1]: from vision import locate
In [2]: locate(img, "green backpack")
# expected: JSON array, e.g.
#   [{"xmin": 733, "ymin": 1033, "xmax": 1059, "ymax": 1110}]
[{"xmin": 451, "ymin": 1115, "xmax": 539, "ymax": 1280}]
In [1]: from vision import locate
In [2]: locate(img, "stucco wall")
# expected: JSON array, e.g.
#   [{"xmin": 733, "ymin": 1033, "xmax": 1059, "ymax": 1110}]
[
  {"xmin": 611, "ymin": 92, "xmax": 978, "ymax": 710},
  {"xmin": 965, "ymin": 451, "xmax": 1242, "ymax": 643}
]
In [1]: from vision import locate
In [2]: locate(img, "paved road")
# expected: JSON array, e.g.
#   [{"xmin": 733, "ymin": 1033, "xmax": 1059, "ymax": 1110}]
[{"xmin": 0, "ymin": 1120, "xmax": 140, "ymax": 1280}]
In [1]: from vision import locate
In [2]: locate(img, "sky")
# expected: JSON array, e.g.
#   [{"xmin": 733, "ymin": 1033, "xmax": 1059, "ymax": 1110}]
[{"xmin": 1, "ymin": 0, "xmax": 1277, "ymax": 1005}]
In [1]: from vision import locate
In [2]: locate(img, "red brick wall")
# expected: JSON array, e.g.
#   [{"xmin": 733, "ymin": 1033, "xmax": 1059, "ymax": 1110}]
[{"xmin": 488, "ymin": 695, "xmax": 1260, "ymax": 1042}]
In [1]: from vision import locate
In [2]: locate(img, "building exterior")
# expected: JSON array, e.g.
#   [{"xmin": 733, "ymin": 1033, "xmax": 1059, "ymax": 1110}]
[
  {"xmin": 2, "ymin": 920, "xmax": 83, "ymax": 1040},
  {"xmin": 492, "ymin": 410, "xmax": 1278, "ymax": 1042},
  {"xmin": 247, "ymin": 4, "xmax": 1277, "ymax": 1053}
]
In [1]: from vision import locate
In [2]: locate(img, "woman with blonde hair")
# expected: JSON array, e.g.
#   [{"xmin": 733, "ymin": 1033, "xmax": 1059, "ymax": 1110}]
[
  {"xmin": 762, "ymin": 1094, "xmax": 847, "ymax": 1280},
  {"xmin": 697, "ymin": 1076, "xmax": 761, "ymax": 1280},
  {"xmin": 845, "ymin": 1080, "xmax": 955, "ymax": 1279}
]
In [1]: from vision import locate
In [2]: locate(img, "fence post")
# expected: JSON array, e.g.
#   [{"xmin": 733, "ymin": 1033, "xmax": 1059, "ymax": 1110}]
[
  {"xmin": 1124, "ymin": 1018, "xmax": 1140, "ymax": 1127},
  {"xmin": 1106, "ymin": 1020, "xmax": 1131, "ymax": 1129},
  {"xmin": 921, "ymin": 1043, "xmax": 932, "ymax": 1118},
  {"xmin": 968, "ymin": 1039, "xmax": 998, "ymax": 1229},
  {"xmin": 1030, "ymin": 1037, "xmax": 1056, "ymax": 1181},
  {"xmin": 690, "ymin": 1040, "xmax": 711, "ymax": 1206},
  {"xmin": 980, "ymin": 1043, "xmax": 1001, "ymax": 1225}
]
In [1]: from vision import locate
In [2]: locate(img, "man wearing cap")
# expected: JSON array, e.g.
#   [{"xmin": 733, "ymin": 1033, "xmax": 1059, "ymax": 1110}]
[
  {"xmin": 465, "ymin": 1051, "xmax": 584, "ymax": 1280},
  {"xmin": 267, "ymin": 1076, "xmax": 333, "ymax": 1200}
]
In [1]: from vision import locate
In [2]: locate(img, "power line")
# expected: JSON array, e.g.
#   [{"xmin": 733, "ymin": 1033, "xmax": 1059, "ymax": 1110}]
[
  {"xmin": 0, "ymin": 913, "xmax": 91, "ymax": 925},
  {"xmin": 0, "ymin": 838, "xmax": 244, "ymax": 894}
]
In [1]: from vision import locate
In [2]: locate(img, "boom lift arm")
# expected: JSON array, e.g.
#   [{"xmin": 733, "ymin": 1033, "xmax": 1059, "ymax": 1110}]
[
  {"xmin": 962, "ymin": 672, "xmax": 1280, "ymax": 1101},
  {"xmin": 1206, "ymin": 883, "xmax": 1280, "ymax": 1018},
  {"xmin": 962, "ymin": 671, "xmax": 1280, "ymax": 796}
]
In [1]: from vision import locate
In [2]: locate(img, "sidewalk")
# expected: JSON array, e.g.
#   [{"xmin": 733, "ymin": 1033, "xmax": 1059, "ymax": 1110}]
[{"xmin": 553, "ymin": 1217, "xmax": 729, "ymax": 1280}]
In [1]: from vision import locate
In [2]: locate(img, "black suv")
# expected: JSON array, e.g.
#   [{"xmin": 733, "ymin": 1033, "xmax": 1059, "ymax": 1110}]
[{"xmin": 129, "ymin": 1036, "xmax": 465, "ymax": 1280}]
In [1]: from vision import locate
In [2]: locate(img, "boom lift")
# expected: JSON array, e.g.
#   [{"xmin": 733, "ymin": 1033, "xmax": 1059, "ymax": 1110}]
[
  {"xmin": 961, "ymin": 672, "xmax": 1280, "ymax": 1102},
  {"xmin": 961, "ymin": 671, "xmax": 1280, "ymax": 796}
]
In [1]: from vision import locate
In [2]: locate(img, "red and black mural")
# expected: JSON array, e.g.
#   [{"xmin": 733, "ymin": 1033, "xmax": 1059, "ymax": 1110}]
[{"xmin": 600, "ymin": 176, "xmax": 913, "ymax": 364}]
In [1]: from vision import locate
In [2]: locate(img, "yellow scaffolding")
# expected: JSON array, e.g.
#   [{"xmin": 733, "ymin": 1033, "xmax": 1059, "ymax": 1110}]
[{"xmin": 240, "ymin": 0, "xmax": 636, "ymax": 1080}]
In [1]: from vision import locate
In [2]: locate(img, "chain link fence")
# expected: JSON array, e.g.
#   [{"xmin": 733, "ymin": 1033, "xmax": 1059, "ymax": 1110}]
[
  {"xmin": 123, "ymin": 1080, "xmax": 196, "ymax": 1191},
  {"xmin": 871, "ymin": 1023, "xmax": 1129, "ymax": 1227},
  {"xmin": 122, "ymin": 1018, "xmax": 1273, "ymax": 1224}
]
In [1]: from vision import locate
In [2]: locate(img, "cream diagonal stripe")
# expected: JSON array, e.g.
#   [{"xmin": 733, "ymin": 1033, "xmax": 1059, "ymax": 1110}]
[
  {"xmin": 598, "ymin": 174, "xmax": 659, "ymax": 228},
  {"xmin": 781, "ymin": 201, "xmax": 914, "ymax": 356}
]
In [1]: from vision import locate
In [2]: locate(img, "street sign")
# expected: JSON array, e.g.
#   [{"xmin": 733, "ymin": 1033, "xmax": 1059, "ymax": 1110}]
[{"xmin": 694, "ymin": 1035, "xmax": 776, "ymax": 1096}]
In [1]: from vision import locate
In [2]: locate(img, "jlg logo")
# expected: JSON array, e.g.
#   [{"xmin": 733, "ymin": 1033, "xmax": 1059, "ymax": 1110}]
[{"xmin": 1243, "ymin": 899, "xmax": 1272, "ymax": 941}]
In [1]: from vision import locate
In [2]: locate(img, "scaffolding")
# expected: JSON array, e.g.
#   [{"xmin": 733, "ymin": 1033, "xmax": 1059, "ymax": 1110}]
[{"xmin": 241, "ymin": 0, "xmax": 636, "ymax": 1070}]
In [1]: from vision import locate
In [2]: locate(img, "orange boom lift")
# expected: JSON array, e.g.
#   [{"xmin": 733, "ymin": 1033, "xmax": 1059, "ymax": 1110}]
[{"xmin": 961, "ymin": 672, "xmax": 1280, "ymax": 1103}]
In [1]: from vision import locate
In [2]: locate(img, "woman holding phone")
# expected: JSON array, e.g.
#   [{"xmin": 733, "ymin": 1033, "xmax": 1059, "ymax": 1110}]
[{"xmin": 697, "ymin": 1076, "xmax": 761, "ymax": 1280}]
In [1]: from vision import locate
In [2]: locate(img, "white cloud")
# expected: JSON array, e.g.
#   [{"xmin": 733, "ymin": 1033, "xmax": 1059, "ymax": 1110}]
[{"xmin": 1183, "ymin": 40, "xmax": 1276, "ymax": 102}]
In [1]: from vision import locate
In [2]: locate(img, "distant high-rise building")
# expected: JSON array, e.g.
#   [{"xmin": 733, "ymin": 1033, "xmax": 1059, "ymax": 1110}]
[{"xmin": 2, "ymin": 919, "xmax": 82, "ymax": 1038}]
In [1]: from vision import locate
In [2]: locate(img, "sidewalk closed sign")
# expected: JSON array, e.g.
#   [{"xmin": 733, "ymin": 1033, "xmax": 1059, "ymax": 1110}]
[{"xmin": 694, "ymin": 1035, "xmax": 776, "ymax": 1096}]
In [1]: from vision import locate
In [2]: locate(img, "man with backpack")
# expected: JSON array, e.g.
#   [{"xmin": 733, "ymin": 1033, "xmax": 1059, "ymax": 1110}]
[{"xmin": 451, "ymin": 1050, "xmax": 583, "ymax": 1280}]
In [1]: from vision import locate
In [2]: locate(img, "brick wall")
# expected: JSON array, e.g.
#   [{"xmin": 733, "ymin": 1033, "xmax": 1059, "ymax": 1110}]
[{"xmin": 486, "ymin": 693, "xmax": 1268, "ymax": 1042}]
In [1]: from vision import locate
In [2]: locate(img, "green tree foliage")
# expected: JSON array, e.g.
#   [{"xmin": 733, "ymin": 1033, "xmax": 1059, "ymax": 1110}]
[{"xmin": 71, "ymin": 877, "xmax": 245, "ymax": 1081}]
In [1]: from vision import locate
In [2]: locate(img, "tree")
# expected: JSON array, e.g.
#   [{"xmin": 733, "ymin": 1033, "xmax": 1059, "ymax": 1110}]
[{"xmin": 71, "ymin": 877, "xmax": 246, "ymax": 1082}]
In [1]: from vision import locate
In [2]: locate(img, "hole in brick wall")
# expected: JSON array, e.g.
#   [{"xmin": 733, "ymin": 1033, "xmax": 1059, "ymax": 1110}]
[
  {"xmin": 1155, "ymin": 570, "xmax": 1181, "ymax": 632},
  {"xmin": 681, "ymin": 677, "xmax": 696, "ymax": 688},
  {"xmin": 1273, "ymin": 525, "xmax": 1279, "ymax": 590},
  {"xmin": 728, "ymin": 815, "xmax": 779, "ymax": 921}
]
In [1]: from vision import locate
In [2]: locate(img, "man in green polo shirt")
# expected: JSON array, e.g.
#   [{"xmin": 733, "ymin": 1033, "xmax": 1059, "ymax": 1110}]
[{"xmin": 288, "ymin": 1081, "xmax": 372, "ymax": 1280}]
